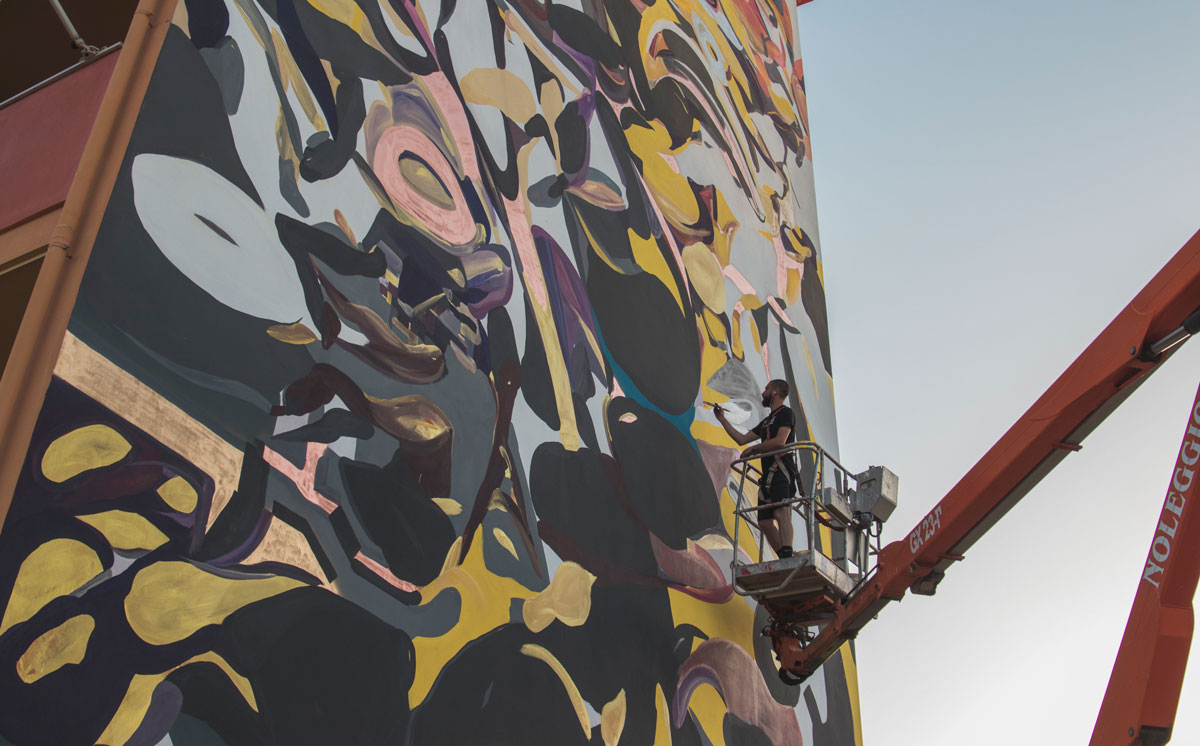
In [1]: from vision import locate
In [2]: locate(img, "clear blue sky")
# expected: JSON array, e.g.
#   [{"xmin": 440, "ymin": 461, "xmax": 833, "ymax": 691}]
[{"xmin": 796, "ymin": 0, "xmax": 1200, "ymax": 743}]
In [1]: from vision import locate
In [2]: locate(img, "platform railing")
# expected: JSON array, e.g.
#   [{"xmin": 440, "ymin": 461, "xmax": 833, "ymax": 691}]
[{"xmin": 727, "ymin": 440, "xmax": 880, "ymax": 598}]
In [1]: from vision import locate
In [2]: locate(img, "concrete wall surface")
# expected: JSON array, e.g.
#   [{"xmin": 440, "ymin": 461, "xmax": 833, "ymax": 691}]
[{"xmin": 0, "ymin": 2, "xmax": 856, "ymax": 744}]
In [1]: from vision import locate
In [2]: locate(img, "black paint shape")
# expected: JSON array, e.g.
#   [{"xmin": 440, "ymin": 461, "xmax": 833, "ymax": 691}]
[
  {"xmin": 555, "ymin": 101, "xmax": 588, "ymax": 176},
  {"xmin": 723, "ymin": 714, "xmax": 774, "ymax": 746},
  {"xmin": 274, "ymin": 408, "xmax": 375, "ymax": 444},
  {"xmin": 586, "ymin": 236, "xmax": 700, "ymax": 415},
  {"xmin": 183, "ymin": 0, "xmax": 229, "ymax": 48},
  {"xmin": 195, "ymin": 443, "xmax": 269, "ymax": 562},
  {"xmin": 299, "ymin": 72, "xmax": 366, "ymax": 182},
  {"xmin": 275, "ymin": 214, "xmax": 386, "ymax": 278},
  {"xmin": 606, "ymin": 399, "xmax": 720, "ymax": 549},
  {"xmin": 528, "ymin": 443, "xmax": 658, "ymax": 575},
  {"xmin": 520, "ymin": 298, "xmax": 560, "ymax": 430},
  {"xmin": 547, "ymin": 5, "xmax": 622, "ymax": 69},
  {"xmin": 197, "ymin": 37, "xmax": 244, "ymax": 116},
  {"xmin": 338, "ymin": 449, "xmax": 455, "ymax": 586},
  {"xmin": 218, "ymin": 587, "xmax": 414, "ymax": 746},
  {"xmin": 799, "ymin": 245, "xmax": 833, "ymax": 375}
]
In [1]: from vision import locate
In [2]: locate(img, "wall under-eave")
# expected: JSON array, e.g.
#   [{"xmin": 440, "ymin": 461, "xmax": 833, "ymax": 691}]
[{"xmin": 0, "ymin": 2, "xmax": 857, "ymax": 745}]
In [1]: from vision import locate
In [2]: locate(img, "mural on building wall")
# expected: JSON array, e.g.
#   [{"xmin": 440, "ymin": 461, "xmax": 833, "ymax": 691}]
[{"xmin": 0, "ymin": 1, "xmax": 854, "ymax": 744}]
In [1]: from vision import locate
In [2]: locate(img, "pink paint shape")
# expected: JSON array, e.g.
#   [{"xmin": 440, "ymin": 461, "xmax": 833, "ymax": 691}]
[
  {"xmin": 354, "ymin": 551, "xmax": 421, "ymax": 593},
  {"xmin": 262, "ymin": 442, "xmax": 337, "ymax": 514},
  {"xmin": 373, "ymin": 125, "xmax": 478, "ymax": 247},
  {"xmin": 423, "ymin": 71, "xmax": 481, "ymax": 182}
]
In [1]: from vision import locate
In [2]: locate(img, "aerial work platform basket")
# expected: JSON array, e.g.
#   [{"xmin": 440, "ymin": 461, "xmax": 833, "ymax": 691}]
[{"xmin": 727, "ymin": 442, "xmax": 897, "ymax": 678}]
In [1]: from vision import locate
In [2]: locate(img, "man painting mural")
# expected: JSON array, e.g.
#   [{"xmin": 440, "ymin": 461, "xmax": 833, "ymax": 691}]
[{"xmin": 715, "ymin": 379, "xmax": 798, "ymax": 558}]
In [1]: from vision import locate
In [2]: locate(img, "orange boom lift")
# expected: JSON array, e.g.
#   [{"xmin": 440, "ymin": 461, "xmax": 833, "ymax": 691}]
[{"xmin": 730, "ymin": 230, "xmax": 1200, "ymax": 744}]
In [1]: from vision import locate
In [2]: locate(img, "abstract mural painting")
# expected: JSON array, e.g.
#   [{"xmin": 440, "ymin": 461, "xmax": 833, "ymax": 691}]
[{"xmin": 0, "ymin": 1, "xmax": 854, "ymax": 743}]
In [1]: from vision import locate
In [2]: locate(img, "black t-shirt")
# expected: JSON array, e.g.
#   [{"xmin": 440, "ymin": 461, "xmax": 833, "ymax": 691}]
[{"xmin": 752, "ymin": 406, "xmax": 796, "ymax": 483}]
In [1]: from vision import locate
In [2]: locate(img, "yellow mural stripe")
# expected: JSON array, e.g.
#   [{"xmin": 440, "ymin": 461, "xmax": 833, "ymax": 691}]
[
  {"xmin": 0, "ymin": 539, "xmax": 103, "ymax": 635},
  {"xmin": 520, "ymin": 644, "xmax": 591, "ymax": 737},
  {"xmin": 840, "ymin": 642, "xmax": 865, "ymax": 746},
  {"xmin": 653, "ymin": 683, "xmax": 673, "ymax": 746},
  {"xmin": 16, "ymin": 614, "xmax": 95, "ymax": 683}
]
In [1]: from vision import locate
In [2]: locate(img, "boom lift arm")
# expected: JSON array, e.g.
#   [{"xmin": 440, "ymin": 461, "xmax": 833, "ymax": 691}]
[{"xmin": 774, "ymin": 229, "xmax": 1200, "ymax": 717}]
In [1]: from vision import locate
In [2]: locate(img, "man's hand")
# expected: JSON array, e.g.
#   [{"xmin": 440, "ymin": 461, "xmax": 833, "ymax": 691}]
[
  {"xmin": 740, "ymin": 445, "xmax": 757, "ymax": 459},
  {"xmin": 711, "ymin": 402, "xmax": 728, "ymax": 422}
]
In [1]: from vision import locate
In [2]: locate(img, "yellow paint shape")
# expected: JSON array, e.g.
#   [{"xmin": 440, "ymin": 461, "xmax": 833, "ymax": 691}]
[
  {"xmin": 411, "ymin": 539, "xmax": 537, "ymax": 707},
  {"xmin": 0, "ymin": 539, "xmax": 103, "ymax": 635},
  {"xmin": 694, "ymin": 533, "xmax": 733, "ymax": 552},
  {"xmin": 492, "ymin": 528, "xmax": 519, "ymax": 561},
  {"xmin": 520, "ymin": 644, "xmax": 591, "ymax": 736},
  {"xmin": 98, "ymin": 673, "xmax": 160, "ymax": 746},
  {"xmin": 629, "ymin": 229, "xmax": 683, "ymax": 313},
  {"xmin": 78, "ymin": 511, "xmax": 169, "ymax": 552},
  {"xmin": 522, "ymin": 561, "xmax": 596, "ymax": 633},
  {"xmin": 157, "ymin": 476, "xmax": 198, "ymax": 514},
  {"xmin": 97, "ymin": 650, "xmax": 257, "ymax": 746},
  {"xmin": 654, "ymin": 684, "xmax": 673, "ymax": 746},
  {"xmin": 266, "ymin": 322, "xmax": 319, "ymax": 344},
  {"xmin": 432, "ymin": 498, "xmax": 462, "ymax": 516},
  {"xmin": 460, "ymin": 67, "xmax": 538, "ymax": 123},
  {"xmin": 602, "ymin": 688, "xmax": 627, "ymax": 746},
  {"xmin": 124, "ymin": 562, "xmax": 303, "ymax": 646},
  {"xmin": 41, "ymin": 424, "xmax": 131, "ymax": 483},
  {"xmin": 667, "ymin": 589, "xmax": 756, "ymax": 661},
  {"xmin": 688, "ymin": 683, "xmax": 729, "ymax": 746},
  {"xmin": 16, "ymin": 614, "xmax": 95, "ymax": 683},
  {"xmin": 682, "ymin": 243, "xmax": 726, "ymax": 312}
]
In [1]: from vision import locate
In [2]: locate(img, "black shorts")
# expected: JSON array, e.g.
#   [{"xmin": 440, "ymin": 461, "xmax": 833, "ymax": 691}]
[{"xmin": 758, "ymin": 471, "xmax": 794, "ymax": 522}]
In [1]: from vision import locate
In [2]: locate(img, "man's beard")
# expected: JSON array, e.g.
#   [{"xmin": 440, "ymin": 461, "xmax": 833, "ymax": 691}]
[{"xmin": 761, "ymin": 393, "xmax": 771, "ymax": 407}]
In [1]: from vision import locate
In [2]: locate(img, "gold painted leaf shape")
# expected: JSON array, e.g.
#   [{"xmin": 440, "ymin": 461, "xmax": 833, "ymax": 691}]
[
  {"xmin": 0, "ymin": 539, "xmax": 103, "ymax": 635},
  {"xmin": 366, "ymin": 394, "xmax": 452, "ymax": 449},
  {"xmin": 16, "ymin": 614, "xmax": 95, "ymax": 683},
  {"xmin": 157, "ymin": 476, "xmax": 198, "ymax": 514},
  {"xmin": 266, "ymin": 322, "xmax": 319, "ymax": 344},
  {"xmin": 492, "ymin": 528, "xmax": 518, "ymax": 560},
  {"xmin": 41, "ymin": 424, "xmax": 131, "ymax": 483},
  {"xmin": 432, "ymin": 498, "xmax": 462, "ymax": 516},
  {"xmin": 124, "ymin": 561, "xmax": 303, "ymax": 646},
  {"xmin": 682, "ymin": 242, "xmax": 727, "ymax": 312},
  {"xmin": 522, "ymin": 561, "xmax": 596, "ymax": 633},
  {"xmin": 78, "ymin": 511, "xmax": 169, "ymax": 552},
  {"xmin": 601, "ymin": 689, "xmax": 627, "ymax": 746}
]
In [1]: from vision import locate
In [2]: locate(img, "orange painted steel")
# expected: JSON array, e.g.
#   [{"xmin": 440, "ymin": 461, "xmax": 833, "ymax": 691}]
[
  {"xmin": 1090, "ymin": 381, "xmax": 1200, "ymax": 746},
  {"xmin": 0, "ymin": 0, "xmax": 179, "ymax": 534},
  {"xmin": 776, "ymin": 229, "xmax": 1200, "ymax": 708}
]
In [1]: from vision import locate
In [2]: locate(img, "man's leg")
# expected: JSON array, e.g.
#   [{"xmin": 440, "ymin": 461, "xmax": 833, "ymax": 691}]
[
  {"xmin": 760, "ymin": 517, "xmax": 781, "ymax": 554},
  {"xmin": 774, "ymin": 506, "xmax": 794, "ymax": 554}
]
